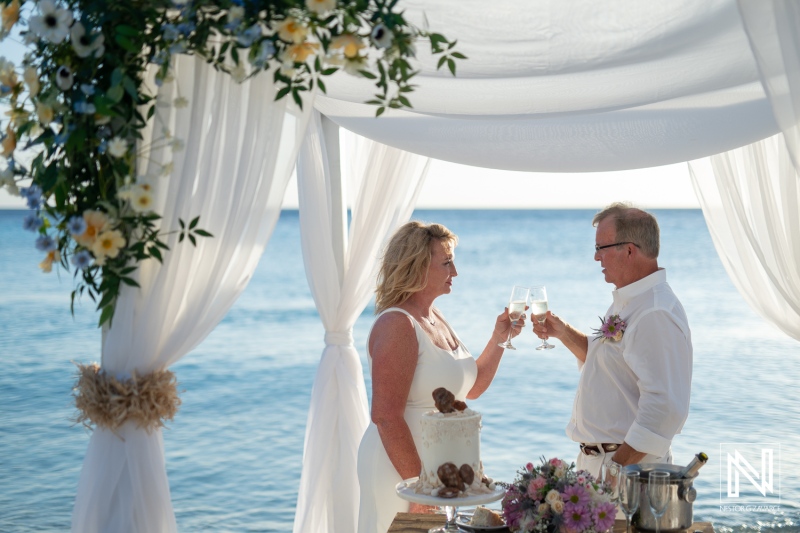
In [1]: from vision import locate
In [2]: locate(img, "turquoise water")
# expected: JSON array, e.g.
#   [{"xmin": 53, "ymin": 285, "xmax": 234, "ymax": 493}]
[{"xmin": 1, "ymin": 209, "xmax": 798, "ymax": 532}]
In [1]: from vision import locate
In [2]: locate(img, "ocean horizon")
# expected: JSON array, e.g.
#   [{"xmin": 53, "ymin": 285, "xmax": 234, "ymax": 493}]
[{"xmin": 1, "ymin": 208, "xmax": 798, "ymax": 532}]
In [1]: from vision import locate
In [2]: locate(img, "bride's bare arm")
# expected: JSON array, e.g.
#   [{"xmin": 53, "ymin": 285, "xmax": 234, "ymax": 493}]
[
  {"xmin": 467, "ymin": 307, "xmax": 522, "ymax": 399},
  {"xmin": 370, "ymin": 313, "xmax": 435, "ymax": 513}
]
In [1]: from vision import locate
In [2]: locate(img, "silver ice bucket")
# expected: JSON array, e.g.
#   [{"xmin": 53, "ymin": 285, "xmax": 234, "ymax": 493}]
[{"xmin": 627, "ymin": 463, "xmax": 697, "ymax": 532}]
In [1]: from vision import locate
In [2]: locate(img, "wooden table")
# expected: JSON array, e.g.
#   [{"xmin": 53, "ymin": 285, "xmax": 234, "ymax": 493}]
[{"xmin": 388, "ymin": 513, "xmax": 715, "ymax": 533}]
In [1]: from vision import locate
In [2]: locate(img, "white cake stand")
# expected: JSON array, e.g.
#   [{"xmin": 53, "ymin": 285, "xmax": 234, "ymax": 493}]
[{"xmin": 395, "ymin": 477, "xmax": 505, "ymax": 533}]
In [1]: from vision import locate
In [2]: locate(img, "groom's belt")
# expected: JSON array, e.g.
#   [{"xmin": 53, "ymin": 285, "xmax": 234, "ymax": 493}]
[{"xmin": 580, "ymin": 443, "xmax": 620, "ymax": 456}]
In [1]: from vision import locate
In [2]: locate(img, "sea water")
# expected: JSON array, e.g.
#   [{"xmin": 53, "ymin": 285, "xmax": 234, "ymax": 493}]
[{"xmin": 1, "ymin": 209, "xmax": 798, "ymax": 532}]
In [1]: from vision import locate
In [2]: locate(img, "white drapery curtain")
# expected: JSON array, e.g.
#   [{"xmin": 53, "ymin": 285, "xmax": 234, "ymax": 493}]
[
  {"xmin": 71, "ymin": 55, "xmax": 313, "ymax": 532},
  {"xmin": 318, "ymin": 0, "xmax": 778, "ymax": 172},
  {"xmin": 293, "ymin": 111, "xmax": 430, "ymax": 533},
  {"xmin": 738, "ymin": 0, "xmax": 800, "ymax": 173},
  {"xmin": 688, "ymin": 136, "xmax": 800, "ymax": 341}
]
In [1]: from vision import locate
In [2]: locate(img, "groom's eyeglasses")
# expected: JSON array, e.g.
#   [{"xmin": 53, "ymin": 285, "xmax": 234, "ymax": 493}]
[{"xmin": 595, "ymin": 241, "xmax": 640, "ymax": 252}]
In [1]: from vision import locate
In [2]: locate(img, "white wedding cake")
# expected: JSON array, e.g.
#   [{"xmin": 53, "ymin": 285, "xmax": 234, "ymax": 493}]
[{"xmin": 414, "ymin": 388, "xmax": 495, "ymax": 497}]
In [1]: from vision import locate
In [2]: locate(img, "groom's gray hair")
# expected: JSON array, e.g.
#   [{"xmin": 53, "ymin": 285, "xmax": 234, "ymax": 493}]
[{"xmin": 593, "ymin": 202, "xmax": 660, "ymax": 258}]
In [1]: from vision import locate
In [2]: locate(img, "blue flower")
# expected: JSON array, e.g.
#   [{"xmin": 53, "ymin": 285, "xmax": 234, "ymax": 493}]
[
  {"xmin": 177, "ymin": 22, "xmax": 195, "ymax": 36},
  {"xmin": 169, "ymin": 42, "xmax": 187, "ymax": 55},
  {"xmin": 236, "ymin": 24, "xmax": 261, "ymax": 47},
  {"xmin": 21, "ymin": 184, "xmax": 43, "ymax": 209},
  {"xmin": 162, "ymin": 24, "xmax": 179, "ymax": 41},
  {"xmin": 67, "ymin": 215, "xmax": 87, "ymax": 236},
  {"xmin": 231, "ymin": 0, "xmax": 244, "ymax": 5},
  {"xmin": 54, "ymin": 131, "xmax": 70, "ymax": 146},
  {"xmin": 80, "ymin": 84, "xmax": 95, "ymax": 96},
  {"xmin": 74, "ymin": 101, "xmax": 97, "ymax": 114},
  {"xmin": 22, "ymin": 213, "xmax": 44, "ymax": 232},
  {"xmin": 35, "ymin": 234, "xmax": 57, "ymax": 252},
  {"xmin": 97, "ymin": 140, "xmax": 108, "ymax": 154},
  {"xmin": 71, "ymin": 249, "xmax": 93, "ymax": 270},
  {"xmin": 252, "ymin": 40, "xmax": 275, "ymax": 67}
]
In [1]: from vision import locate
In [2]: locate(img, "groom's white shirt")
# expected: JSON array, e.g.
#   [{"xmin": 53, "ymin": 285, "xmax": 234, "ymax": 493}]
[{"xmin": 565, "ymin": 269, "xmax": 693, "ymax": 458}]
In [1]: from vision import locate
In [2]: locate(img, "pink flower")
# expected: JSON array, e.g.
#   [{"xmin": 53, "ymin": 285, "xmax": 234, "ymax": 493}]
[
  {"xmin": 563, "ymin": 504, "xmax": 592, "ymax": 532},
  {"xmin": 526, "ymin": 462, "xmax": 534, "ymax": 471},
  {"xmin": 593, "ymin": 502, "xmax": 617, "ymax": 531},
  {"xmin": 527, "ymin": 476, "xmax": 546, "ymax": 497},
  {"xmin": 592, "ymin": 314, "xmax": 627, "ymax": 342},
  {"xmin": 562, "ymin": 484, "xmax": 591, "ymax": 507}
]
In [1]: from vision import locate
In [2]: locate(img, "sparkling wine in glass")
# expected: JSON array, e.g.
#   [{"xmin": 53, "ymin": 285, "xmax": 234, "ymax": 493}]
[
  {"xmin": 429, "ymin": 504, "xmax": 459, "ymax": 532},
  {"xmin": 648, "ymin": 470, "xmax": 671, "ymax": 533},
  {"xmin": 619, "ymin": 470, "xmax": 640, "ymax": 533},
  {"xmin": 498, "ymin": 285, "xmax": 529, "ymax": 350},
  {"xmin": 530, "ymin": 286, "xmax": 554, "ymax": 350}
]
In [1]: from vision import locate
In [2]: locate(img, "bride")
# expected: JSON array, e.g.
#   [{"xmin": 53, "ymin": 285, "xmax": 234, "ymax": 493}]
[{"xmin": 356, "ymin": 221, "xmax": 523, "ymax": 533}]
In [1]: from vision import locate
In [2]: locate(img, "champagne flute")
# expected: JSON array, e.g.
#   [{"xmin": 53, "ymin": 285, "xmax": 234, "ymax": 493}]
[
  {"xmin": 648, "ymin": 471, "xmax": 670, "ymax": 533},
  {"xmin": 530, "ymin": 286, "xmax": 554, "ymax": 350},
  {"xmin": 619, "ymin": 470, "xmax": 640, "ymax": 533},
  {"xmin": 600, "ymin": 461, "xmax": 621, "ymax": 502},
  {"xmin": 429, "ymin": 503, "xmax": 459, "ymax": 532},
  {"xmin": 498, "ymin": 285, "xmax": 529, "ymax": 350}
]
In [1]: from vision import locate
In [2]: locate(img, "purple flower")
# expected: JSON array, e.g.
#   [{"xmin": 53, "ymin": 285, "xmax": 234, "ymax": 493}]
[
  {"xmin": 21, "ymin": 184, "xmax": 43, "ymax": 209},
  {"xmin": 593, "ymin": 501, "xmax": 617, "ymax": 531},
  {"xmin": 563, "ymin": 503, "xmax": 592, "ymax": 532},
  {"xmin": 22, "ymin": 213, "xmax": 43, "ymax": 231},
  {"xmin": 562, "ymin": 484, "xmax": 590, "ymax": 507},
  {"xmin": 35, "ymin": 234, "xmax": 57, "ymax": 252},
  {"xmin": 67, "ymin": 216, "xmax": 87, "ymax": 236},
  {"xmin": 71, "ymin": 249, "xmax": 93, "ymax": 270}
]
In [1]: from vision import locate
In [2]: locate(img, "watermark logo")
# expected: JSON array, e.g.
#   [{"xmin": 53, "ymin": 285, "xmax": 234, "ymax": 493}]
[{"xmin": 719, "ymin": 443, "xmax": 781, "ymax": 512}]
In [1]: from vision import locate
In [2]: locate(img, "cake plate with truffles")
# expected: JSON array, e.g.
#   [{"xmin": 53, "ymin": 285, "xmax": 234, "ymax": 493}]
[{"xmin": 395, "ymin": 477, "xmax": 505, "ymax": 533}]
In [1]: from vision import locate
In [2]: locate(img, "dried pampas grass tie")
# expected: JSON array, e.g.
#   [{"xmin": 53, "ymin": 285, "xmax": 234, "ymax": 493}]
[{"xmin": 73, "ymin": 362, "xmax": 181, "ymax": 435}]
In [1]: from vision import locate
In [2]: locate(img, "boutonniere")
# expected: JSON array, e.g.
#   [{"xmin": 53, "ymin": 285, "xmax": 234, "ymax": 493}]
[{"xmin": 592, "ymin": 314, "xmax": 627, "ymax": 342}]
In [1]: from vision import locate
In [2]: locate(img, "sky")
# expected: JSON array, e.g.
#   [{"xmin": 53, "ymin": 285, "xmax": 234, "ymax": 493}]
[{"xmin": 0, "ymin": 158, "xmax": 700, "ymax": 210}]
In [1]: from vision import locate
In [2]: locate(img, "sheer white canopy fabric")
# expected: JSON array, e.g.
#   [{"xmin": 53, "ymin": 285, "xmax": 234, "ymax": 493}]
[
  {"xmin": 738, "ymin": 1, "xmax": 800, "ymax": 173},
  {"xmin": 317, "ymin": 0, "xmax": 779, "ymax": 171},
  {"xmin": 688, "ymin": 135, "xmax": 800, "ymax": 341},
  {"xmin": 293, "ymin": 111, "xmax": 429, "ymax": 533},
  {"xmin": 71, "ymin": 55, "xmax": 313, "ymax": 532}
]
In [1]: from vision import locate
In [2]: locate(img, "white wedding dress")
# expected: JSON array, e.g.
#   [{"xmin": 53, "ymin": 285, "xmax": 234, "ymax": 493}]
[{"xmin": 356, "ymin": 307, "xmax": 478, "ymax": 533}]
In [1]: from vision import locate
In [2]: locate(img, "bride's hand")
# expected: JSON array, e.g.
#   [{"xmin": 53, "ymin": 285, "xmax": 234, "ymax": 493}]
[{"xmin": 494, "ymin": 306, "xmax": 526, "ymax": 342}]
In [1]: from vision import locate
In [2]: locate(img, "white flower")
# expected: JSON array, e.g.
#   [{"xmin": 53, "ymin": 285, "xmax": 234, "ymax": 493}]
[
  {"xmin": 230, "ymin": 62, "xmax": 247, "ymax": 83},
  {"xmin": 169, "ymin": 138, "xmax": 184, "ymax": 152},
  {"xmin": 305, "ymin": 0, "xmax": 336, "ymax": 15},
  {"xmin": 274, "ymin": 17, "xmax": 308, "ymax": 44},
  {"xmin": 173, "ymin": 96, "xmax": 188, "ymax": 108},
  {"xmin": 55, "ymin": 65, "xmax": 73, "ymax": 91},
  {"xmin": 545, "ymin": 489, "xmax": 561, "ymax": 505},
  {"xmin": 551, "ymin": 500, "xmax": 565, "ymax": 515},
  {"xmin": 29, "ymin": 0, "xmax": 73, "ymax": 44},
  {"xmin": 70, "ymin": 22, "xmax": 105, "ymax": 58},
  {"xmin": 371, "ymin": 23, "xmax": 393, "ymax": 49},
  {"xmin": 130, "ymin": 185, "xmax": 154, "ymax": 213},
  {"xmin": 538, "ymin": 503, "xmax": 550, "ymax": 515},
  {"xmin": 91, "ymin": 229, "xmax": 126, "ymax": 261},
  {"xmin": 107, "ymin": 136, "xmax": 128, "ymax": 158}
]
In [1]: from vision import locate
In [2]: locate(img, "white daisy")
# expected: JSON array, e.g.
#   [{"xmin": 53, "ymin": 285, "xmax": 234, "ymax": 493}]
[
  {"xmin": 107, "ymin": 136, "xmax": 128, "ymax": 158},
  {"xmin": 29, "ymin": 0, "xmax": 73, "ymax": 44}
]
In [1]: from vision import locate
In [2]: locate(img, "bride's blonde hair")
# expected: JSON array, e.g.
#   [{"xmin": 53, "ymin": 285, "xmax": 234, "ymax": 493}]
[{"xmin": 375, "ymin": 221, "xmax": 458, "ymax": 313}]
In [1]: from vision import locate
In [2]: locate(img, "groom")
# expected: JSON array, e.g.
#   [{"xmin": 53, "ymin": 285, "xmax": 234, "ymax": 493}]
[{"xmin": 533, "ymin": 202, "xmax": 693, "ymax": 478}]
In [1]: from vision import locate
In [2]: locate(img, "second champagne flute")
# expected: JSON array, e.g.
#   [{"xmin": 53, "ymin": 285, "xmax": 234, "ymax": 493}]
[
  {"xmin": 498, "ymin": 285, "xmax": 529, "ymax": 350},
  {"xmin": 648, "ymin": 470, "xmax": 671, "ymax": 533},
  {"xmin": 530, "ymin": 285, "xmax": 554, "ymax": 350},
  {"xmin": 619, "ymin": 470, "xmax": 640, "ymax": 533}
]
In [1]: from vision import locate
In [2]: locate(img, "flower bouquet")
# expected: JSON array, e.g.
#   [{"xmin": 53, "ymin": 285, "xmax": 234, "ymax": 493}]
[{"xmin": 501, "ymin": 457, "xmax": 617, "ymax": 533}]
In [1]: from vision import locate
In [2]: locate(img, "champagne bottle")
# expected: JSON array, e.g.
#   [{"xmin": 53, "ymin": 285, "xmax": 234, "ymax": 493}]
[{"xmin": 680, "ymin": 452, "xmax": 708, "ymax": 478}]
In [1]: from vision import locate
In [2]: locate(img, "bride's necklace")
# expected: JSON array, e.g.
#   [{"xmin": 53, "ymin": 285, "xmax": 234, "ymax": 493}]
[{"xmin": 422, "ymin": 315, "xmax": 436, "ymax": 327}]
